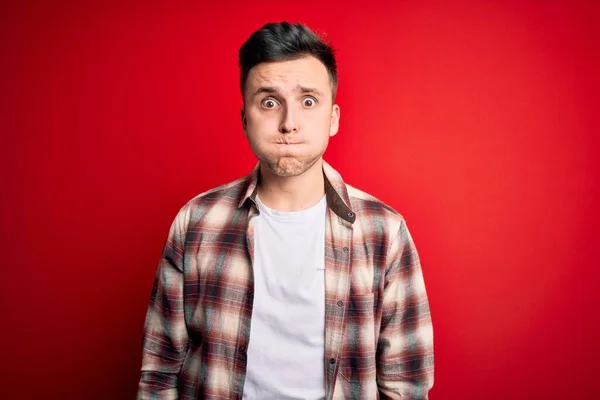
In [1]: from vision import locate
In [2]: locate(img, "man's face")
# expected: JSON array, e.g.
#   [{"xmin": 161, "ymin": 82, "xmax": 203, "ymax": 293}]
[{"xmin": 241, "ymin": 56, "xmax": 340, "ymax": 177}]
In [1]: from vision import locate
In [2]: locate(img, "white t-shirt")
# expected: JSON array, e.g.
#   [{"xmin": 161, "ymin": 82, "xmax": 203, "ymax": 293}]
[{"xmin": 242, "ymin": 194, "xmax": 327, "ymax": 400}]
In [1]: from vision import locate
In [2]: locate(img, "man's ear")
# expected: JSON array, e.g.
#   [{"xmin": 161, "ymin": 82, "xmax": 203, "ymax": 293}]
[
  {"xmin": 241, "ymin": 107, "xmax": 248, "ymax": 136},
  {"xmin": 329, "ymin": 104, "xmax": 340, "ymax": 137}
]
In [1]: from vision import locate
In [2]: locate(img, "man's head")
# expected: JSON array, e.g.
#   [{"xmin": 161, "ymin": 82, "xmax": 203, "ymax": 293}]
[{"xmin": 239, "ymin": 22, "xmax": 341, "ymax": 177}]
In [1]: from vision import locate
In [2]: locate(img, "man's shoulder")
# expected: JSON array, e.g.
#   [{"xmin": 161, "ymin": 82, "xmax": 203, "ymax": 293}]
[
  {"xmin": 345, "ymin": 183, "xmax": 406, "ymax": 226},
  {"xmin": 173, "ymin": 173, "xmax": 252, "ymax": 226},
  {"xmin": 323, "ymin": 160, "xmax": 406, "ymax": 228},
  {"xmin": 189, "ymin": 175, "xmax": 250, "ymax": 206}
]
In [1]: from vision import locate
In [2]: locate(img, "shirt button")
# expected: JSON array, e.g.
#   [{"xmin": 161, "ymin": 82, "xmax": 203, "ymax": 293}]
[
  {"xmin": 343, "ymin": 247, "xmax": 349, "ymax": 253},
  {"xmin": 337, "ymin": 300, "xmax": 344, "ymax": 307},
  {"xmin": 329, "ymin": 358, "xmax": 336, "ymax": 364}
]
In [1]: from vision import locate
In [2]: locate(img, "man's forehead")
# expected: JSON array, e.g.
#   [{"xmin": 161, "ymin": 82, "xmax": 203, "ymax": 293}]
[{"xmin": 248, "ymin": 57, "xmax": 330, "ymax": 88}]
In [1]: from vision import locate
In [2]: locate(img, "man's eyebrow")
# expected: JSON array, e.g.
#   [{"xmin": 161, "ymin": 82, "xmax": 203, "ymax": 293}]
[
  {"xmin": 296, "ymin": 85, "xmax": 324, "ymax": 97},
  {"xmin": 253, "ymin": 86, "xmax": 279, "ymax": 97},
  {"xmin": 252, "ymin": 85, "xmax": 325, "ymax": 97}
]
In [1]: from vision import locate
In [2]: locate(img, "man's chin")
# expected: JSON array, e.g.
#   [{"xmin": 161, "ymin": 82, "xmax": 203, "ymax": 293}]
[
  {"xmin": 270, "ymin": 164, "xmax": 305, "ymax": 177},
  {"xmin": 263, "ymin": 157, "xmax": 319, "ymax": 178}
]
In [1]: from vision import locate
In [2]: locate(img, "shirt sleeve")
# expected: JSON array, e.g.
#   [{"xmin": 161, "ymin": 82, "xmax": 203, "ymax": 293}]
[
  {"xmin": 137, "ymin": 207, "xmax": 190, "ymax": 400},
  {"xmin": 377, "ymin": 219, "xmax": 434, "ymax": 399}
]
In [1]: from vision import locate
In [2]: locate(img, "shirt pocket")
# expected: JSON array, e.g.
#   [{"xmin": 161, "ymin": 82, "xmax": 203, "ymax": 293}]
[{"xmin": 339, "ymin": 293, "xmax": 377, "ymax": 384}]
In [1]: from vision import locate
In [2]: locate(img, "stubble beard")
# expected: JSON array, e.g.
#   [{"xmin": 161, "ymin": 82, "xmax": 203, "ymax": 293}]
[{"xmin": 262, "ymin": 155, "xmax": 321, "ymax": 178}]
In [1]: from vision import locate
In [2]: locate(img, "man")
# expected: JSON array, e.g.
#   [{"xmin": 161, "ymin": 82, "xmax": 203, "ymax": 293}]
[{"xmin": 138, "ymin": 21, "xmax": 434, "ymax": 399}]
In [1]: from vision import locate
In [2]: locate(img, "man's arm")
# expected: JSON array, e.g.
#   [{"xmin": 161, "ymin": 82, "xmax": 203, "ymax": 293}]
[
  {"xmin": 377, "ymin": 219, "xmax": 434, "ymax": 399},
  {"xmin": 137, "ymin": 208, "xmax": 190, "ymax": 400}
]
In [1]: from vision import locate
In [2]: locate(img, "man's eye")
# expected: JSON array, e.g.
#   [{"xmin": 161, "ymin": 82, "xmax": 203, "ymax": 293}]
[
  {"xmin": 302, "ymin": 97, "xmax": 317, "ymax": 107},
  {"xmin": 262, "ymin": 99, "xmax": 278, "ymax": 108}
]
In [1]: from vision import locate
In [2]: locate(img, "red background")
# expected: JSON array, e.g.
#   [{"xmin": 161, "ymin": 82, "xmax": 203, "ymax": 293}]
[{"xmin": 1, "ymin": 1, "xmax": 598, "ymax": 399}]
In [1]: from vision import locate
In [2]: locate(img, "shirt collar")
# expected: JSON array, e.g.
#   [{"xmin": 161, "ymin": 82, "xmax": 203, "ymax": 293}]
[{"xmin": 238, "ymin": 160, "xmax": 356, "ymax": 224}]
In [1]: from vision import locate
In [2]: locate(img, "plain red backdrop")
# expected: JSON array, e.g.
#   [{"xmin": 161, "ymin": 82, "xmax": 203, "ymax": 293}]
[{"xmin": 1, "ymin": 1, "xmax": 598, "ymax": 399}]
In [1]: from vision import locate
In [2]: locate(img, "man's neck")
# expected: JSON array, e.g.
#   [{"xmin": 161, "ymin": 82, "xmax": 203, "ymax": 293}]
[{"xmin": 257, "ymin": 160, "xmax": 325, "ymax": 212}]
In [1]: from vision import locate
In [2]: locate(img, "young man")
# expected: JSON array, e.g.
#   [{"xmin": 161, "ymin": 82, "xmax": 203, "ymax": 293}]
[{"xmin": 138, "ymin": 22, "xmax": 434, "ymax": 399}]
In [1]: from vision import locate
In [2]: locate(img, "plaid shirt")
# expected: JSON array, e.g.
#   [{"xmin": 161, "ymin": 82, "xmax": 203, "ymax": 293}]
[{"xmin": 137, "ymin": 161, "xmax": 434, "ymax": 399}]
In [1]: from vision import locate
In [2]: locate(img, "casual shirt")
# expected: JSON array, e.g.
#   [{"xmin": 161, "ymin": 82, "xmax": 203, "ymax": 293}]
[{"xmin": 137, "ymin": 161, "xmax": 434, "ymax": 399}]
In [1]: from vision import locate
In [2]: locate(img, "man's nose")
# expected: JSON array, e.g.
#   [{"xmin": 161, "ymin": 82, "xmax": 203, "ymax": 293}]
[{"xmin": 279, "ymin": 105, "xmax": 298, "ymax": 134}]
